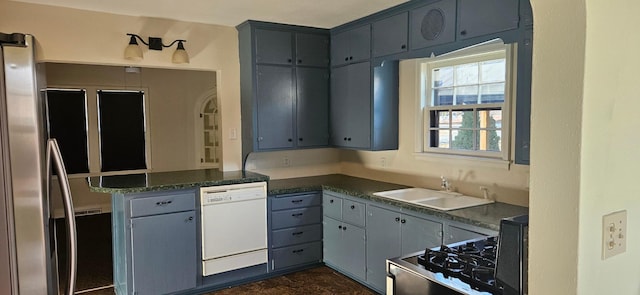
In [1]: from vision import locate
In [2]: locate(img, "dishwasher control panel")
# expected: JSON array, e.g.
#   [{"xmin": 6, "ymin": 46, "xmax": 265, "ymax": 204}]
[{"xmin": 200, "ymin": 182, "xmax": 267, "ymax": 205}]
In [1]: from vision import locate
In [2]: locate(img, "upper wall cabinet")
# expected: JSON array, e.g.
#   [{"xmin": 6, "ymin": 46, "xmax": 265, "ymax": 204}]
[
  {"xmin": 457, "ymin": 0, "xmax": 520, "ymax": 40},
  {"xmin": 410, "ymin": 0, "xmax": 456, "ymax": 50},
  {"xmin": 372, "ymin": 12, "xmax": 408, "ymax": 57},
  {"xmin": 331, "ymin": 25, "xmax": 371, "ymax": 67},
  {"xmin": 238, "ymin": 21, "xmax": 330, "ymax": 160}
]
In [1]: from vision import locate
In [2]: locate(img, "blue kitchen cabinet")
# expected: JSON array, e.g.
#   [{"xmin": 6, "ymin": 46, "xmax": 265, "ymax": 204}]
[
  {"xmin": 410, "ymin": 0, "xmax": 456, "ymax": 50},
  {"xmin": 330, "ymin": 62, "xmax": 371, "ymax": 149},
  {"xmin": 331, "ymin": 24, "xmax": 371, "ymax": 67},
  {"xmin": 372, "ymin": 12, "xmax": 408, "ymax": 58},
  {"xmin": 256, "ymin": 65, "xmax": 295, "ymax": 150},
  {"xmin": 365, "ymin": 205, "xmax": 442, "ymax": 292},
  {"xmin": 238, "ymin": 21, "xmax": 329, "ymax": 161},
  {"xmin": 112, "ymin": 189, "xmax": 197, "ymax": 295},
  {"xmin": 456, "ymin": 0, "xmax": 520, "ymax": 40},
  {"xmin": 322, "ymin": 192, "xmax": 367, "ymax": 282},
  {"xmin": 269, "ymin": 192, "xmax": 323, "ymax": 271}
]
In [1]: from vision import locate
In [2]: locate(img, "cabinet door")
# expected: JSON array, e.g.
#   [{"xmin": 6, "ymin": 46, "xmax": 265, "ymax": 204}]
[
  {"xmin": 401, "ymin": 214, "xmax": 442, "ymax": 255},
  {"xmin": 296, "ymin": 33, "xmax": 329, "ymax": 67},
  {"xmin": 366, "ymin": 206, "xmax": 401, "ymax": 292},
  {"xmin": 130, "ymin": 211, "xmax": 196, "ymax": 295},
  {"xmin": 457, "ymin": 0, "xmax": 519, "ymax": 40},
  {"xmin": 410, "ymin": 0, "xmax": 456, "ymax": 50},
  {"xmin": 348, "ymin": 25, "xmax": 372, "ymax": 64},
  {"xmin": 341, "ymin": 224, "xmax": 366, "ymax": 280},
  {"xmin": 372, "ymin": 12, "xmax": 408, "ymax": 57},
  {"xmin": 255, "ymin": 29, "xmax": 293, "ymax": 65},
  {"xmin": 256, "ymin": 65, "xmax": 294, "ymax": 150},
  {"xmin": 322, "ymin": 216, "xmax": 342, "ymax": 268},
  {"xmin": 296, "ymin": 67, "xmax": 329, "ymax": 147},
  {"xmin": 331, "ymin": 30, "xmax": 351, "ymax": 66},
  {"xmin": 329, "ymin": 65, "xmax": 349, "ymax": 146},
  {"xmin": 345, "ymin": 62, "xmax": 371, "ymax": 149}
]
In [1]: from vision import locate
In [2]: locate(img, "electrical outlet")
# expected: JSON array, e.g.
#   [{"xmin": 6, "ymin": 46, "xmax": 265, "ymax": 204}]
[
  {"xmin": 282, "ymin": 156, "xmax": 290, "ymax": 167},
  {"xmin": 229, "ymin": 128, "xmax": 237, "ymax": 140},
  {"xmin": 380, "ymin": 157, "xmax": 387, "ymax": 168},
  {"xmin": 602, "ymin": 210, "xmax": 627, "ymax": 259}
]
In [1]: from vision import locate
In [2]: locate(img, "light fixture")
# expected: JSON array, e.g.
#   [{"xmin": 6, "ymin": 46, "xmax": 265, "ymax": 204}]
[{"xmin": 124, "ymin": 33, "xmax": 190, "ymax": 64}]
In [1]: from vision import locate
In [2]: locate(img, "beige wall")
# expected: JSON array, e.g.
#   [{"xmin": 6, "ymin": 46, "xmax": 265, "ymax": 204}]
[
  {"xmin": 530, "ymin": 0, "xmax": 640, "ymax": 294},
  {"xmin": 338, "ymin": 59, "xmax": 530, "ymax": 206},
  {"xmin": 0, "ymin": 0, "xmax": 243, "ymax": 171},
  {"xmin": 45, "ymin": 63, "xmax": 217, "ymax": 217}
]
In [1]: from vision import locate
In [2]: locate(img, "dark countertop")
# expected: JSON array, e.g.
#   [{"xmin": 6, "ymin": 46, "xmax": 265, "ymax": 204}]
[
  {"xmin": 87, "ymin": 169, "xmax": 269, "ymax": 194},
  {"xmin": 269, "ymin": 174, "xmax": 528, "ymax": 231}
]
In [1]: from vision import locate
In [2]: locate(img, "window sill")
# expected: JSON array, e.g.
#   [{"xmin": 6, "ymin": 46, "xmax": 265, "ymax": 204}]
[{"xmin": 413, "ymin": 152, "xmax": 512, "ymax": 170}]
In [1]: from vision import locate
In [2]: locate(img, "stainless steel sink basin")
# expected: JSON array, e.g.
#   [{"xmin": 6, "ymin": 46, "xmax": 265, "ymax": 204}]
[{"xmin": 373, "ymin": 188, "xmax": 493, "ymax": 211}]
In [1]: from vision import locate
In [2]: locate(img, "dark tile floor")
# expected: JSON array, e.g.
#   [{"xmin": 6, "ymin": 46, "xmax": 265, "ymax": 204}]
[
  {"xmin": 60, "ymin": 214, "xmax": 376, "ymax": 295},
  {"xmin": 205, "ymin": 266, "xmax": 376, "ymax": 295}
]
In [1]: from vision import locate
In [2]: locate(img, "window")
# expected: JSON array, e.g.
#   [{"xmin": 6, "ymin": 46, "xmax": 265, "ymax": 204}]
[
  {"xmin": 44, "ymin": 89, "xmax": 89, "ymax": 174},
  {"xmin": 97, "ymin": 90, "xmax": 148, "ymax": 172},
  {"xmin": 420, "ymin": 43, "xmax": 513, "ymax": 159}
]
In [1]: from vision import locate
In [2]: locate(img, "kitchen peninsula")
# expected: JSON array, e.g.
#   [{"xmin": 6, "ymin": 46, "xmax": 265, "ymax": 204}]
[{"xmin": 89, "ymin": 170, "xmax": 527, "ymax": 295}]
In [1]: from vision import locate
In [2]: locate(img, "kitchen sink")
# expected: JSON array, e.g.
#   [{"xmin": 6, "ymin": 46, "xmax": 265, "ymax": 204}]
[{"xmin": 373, "ymin": 188, "xmax": 493, "ymax": 211}]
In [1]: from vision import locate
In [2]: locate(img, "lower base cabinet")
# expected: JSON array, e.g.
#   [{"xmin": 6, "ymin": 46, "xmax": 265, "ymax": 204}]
[
  {"xmin": 365, "ymin": 205, "xmax": 443, "ymax": 291},
  {"xmin": 322, "ymin": 216, "xmax": 366, "ymax": 280}
]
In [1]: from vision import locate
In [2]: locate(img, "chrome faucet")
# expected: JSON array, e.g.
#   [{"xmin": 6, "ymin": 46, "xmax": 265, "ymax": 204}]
[{"xmin": 440, "ymin": 176, "xmax": 452, "ymax": 192}]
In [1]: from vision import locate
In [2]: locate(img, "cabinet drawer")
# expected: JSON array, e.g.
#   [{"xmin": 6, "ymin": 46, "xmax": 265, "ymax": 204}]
[
  {"xmin": 342, "ymin": 199, "xmax": 365, "ymax": 227},
  {"xmin": 271, "ymin": 207, "xmax": 322, "ymax": 229},
  {"xmin": 322, "ymin": 194, "xmax": 342, "ymax": 220},
  {"xmin": 272, "ymin": 192, "xmax": 322, "ymax": 211},
  {"xmin": 271, "ymin": 224, "xmax": 322, "ymax": 248},
  {"xmin": 272, "ymin": 241, "xmax": 322, "ymax": 270},
  {"xmin": 130, "ymin": 192, "xmax": 195, "ymax": 217}
]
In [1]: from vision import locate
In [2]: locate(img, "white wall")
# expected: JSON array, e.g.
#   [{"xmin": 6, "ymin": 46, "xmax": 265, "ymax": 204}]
[
  {"xmin": 530, "ymin": 0, "xmax": 640, "ymax": 294},
  {"xmin": 0, "ymin": 0, "xmax": 244, "ymax": 170},
  {"xmin": 577, "ymin": 0, "xmax": 640, "ymax": 293}
]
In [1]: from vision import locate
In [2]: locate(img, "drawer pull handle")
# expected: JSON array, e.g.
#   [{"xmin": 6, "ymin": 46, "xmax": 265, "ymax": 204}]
[
  {"xmin": 401, "ymin": 219, "xmax": 406, "ymax": 224},
  {"xmin": 292, "ymin": 249, "xmax": 304, "ymax": 254},
  {"xmin": 156, "ymin": 200, "xmax": 172, "ymax": 206},
  {"xmin": 291, "ymin": 199, "xmax": 303, "ymax": 203},
  {"xmin": 292, "ymin": 231, "xmax": 304, "ymax": 236},
  {"xmin": 329, "ymin": 199, "xmax": 334, "ymax": 203},
  {"xmin": 350, "ymin": 205, "xmax": 355, "ymax": 210},
  {"xmin": 292, "ymin": 213, "xmax": 303, "ymax": 217},
  {"xmin": 187, "ymin": 216, "xmax": 194, "ymax": 222},
  {"xmin": 338, "ymin": 225, "xmax": 342, "ymax": 229},
  {"xmin": 342, "ymin": 226, "xmax": 347, "ymax": 231},
  {"xmin": 395, "ymin": 217, "xmax": 400, "ymax": 222}
]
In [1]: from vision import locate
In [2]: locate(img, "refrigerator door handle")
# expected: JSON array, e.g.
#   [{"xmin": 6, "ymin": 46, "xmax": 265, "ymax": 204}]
[{"xmin": 47, "ymin": 139, "xmax": 77, "ymax": 295}]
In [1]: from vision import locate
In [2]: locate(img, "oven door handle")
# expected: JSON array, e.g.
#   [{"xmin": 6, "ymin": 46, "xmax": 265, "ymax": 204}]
[{"xmin": 386, "ymin": 274, "xmax": 395, "ymax": 295}]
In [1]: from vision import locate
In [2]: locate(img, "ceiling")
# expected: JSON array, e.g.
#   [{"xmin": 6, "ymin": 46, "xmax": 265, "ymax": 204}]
[{"xmin": 12, "ymin": 0, "xmax": 410, "ymax": 28}]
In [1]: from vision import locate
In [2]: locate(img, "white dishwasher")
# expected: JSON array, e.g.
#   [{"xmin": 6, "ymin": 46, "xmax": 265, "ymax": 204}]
[{"xmin": 200, "ymin": 181, "xmax": 267, "ymax": 276}]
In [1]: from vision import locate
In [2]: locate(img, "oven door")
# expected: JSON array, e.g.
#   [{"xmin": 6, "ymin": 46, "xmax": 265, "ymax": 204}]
[{"xmin": 387, "ymin": 261, "xmax": 463, "ymax": 295}]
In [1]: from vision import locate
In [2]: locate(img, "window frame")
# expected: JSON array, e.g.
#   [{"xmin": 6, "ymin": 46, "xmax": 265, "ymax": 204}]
[
  {"xmin": 96, "ymin": 89, "xmax": 151, "ymax": 175},
  {"xmin": 418, "ymin": 43, "xmax": 515, "ymax": 160}
]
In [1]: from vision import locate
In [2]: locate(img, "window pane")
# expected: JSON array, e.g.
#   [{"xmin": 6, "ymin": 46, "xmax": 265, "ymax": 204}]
[
  {"xmin": 477, "ymin": 129, "xmax": 502, "ymax": 151},
  {"xmin": 437, "ymin": 111, "xmax": 450, "ymax": 128},
  {"xmin": 455, "ymin": 63, "xmax": 478, "ymax": 85},
  {"xmin": 433, "ymin": 87, "xmax": 453, "ymax": 106},
  {"xmin": 480, "ymin": 83, "xmax": 505, "ymax": 103},
  {"xmin": 451, "ymin": 110, "xmax": 473, "ymax": 128},
  {"xmin": 433, "ymin": 67, "xmax": 453, "ymax": 87},
  {"xmin": 480, "ymin": 59, "xmax": 505, "ymax": 83},
  {"xmin": 451, "ymin": 129, "xmax": 475, "ymax": 150},
  {"xmin": 478, "ymin": 109, "xmax": 502, "ymax": 129},
  {"xmin": 430, "ymin": 129, "xmax": 450, "ymax": 148},
  {"xmin": 46, "ymin": 89, "xmax": 89, "ymax": 174},
  {"xmin": 455, "ymin": 86, "xmax": 478, "ymax": 105},
  {"xmin": 98, "ymin": 91, "xmax": 147, "ymax": 172}
]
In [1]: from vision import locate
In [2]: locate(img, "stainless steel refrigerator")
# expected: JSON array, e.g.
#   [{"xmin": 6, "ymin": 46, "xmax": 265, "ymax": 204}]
[{"xmin": 0, "ymin": 33, "xmax": 77, "ymax": 295}]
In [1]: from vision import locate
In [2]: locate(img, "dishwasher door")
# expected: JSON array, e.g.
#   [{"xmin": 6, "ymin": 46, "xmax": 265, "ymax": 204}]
[{"xmin": 201, "ymin": 182, "xmax": 268, "ymax": 276}]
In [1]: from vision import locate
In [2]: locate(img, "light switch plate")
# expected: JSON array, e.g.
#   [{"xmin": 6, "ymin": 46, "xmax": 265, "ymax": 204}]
[{"xmin": 602, "ymin": 210, "xmax": 627, "ymax": 259}]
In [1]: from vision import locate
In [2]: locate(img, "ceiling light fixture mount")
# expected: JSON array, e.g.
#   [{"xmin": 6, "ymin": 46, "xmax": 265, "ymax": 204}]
[{"xmin": 124, "ymin": 33, "xmax": 189, "ymax": 64}]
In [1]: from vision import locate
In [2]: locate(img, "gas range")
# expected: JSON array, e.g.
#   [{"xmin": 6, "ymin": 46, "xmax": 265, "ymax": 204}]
[{"xmin": 387, "ymin": 236, "xmax": 500, "ymax": 295}]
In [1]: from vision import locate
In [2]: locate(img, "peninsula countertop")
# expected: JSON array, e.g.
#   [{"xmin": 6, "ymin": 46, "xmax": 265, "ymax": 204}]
[{"xmin": 87, "ymin": 169, "xmax": 269, "ymax": 194}]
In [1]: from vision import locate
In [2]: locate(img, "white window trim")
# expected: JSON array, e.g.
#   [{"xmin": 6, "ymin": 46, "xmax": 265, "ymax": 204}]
[{"xmin": 414, "ymin": 42, "xmax": 516, "ymax": 165}]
